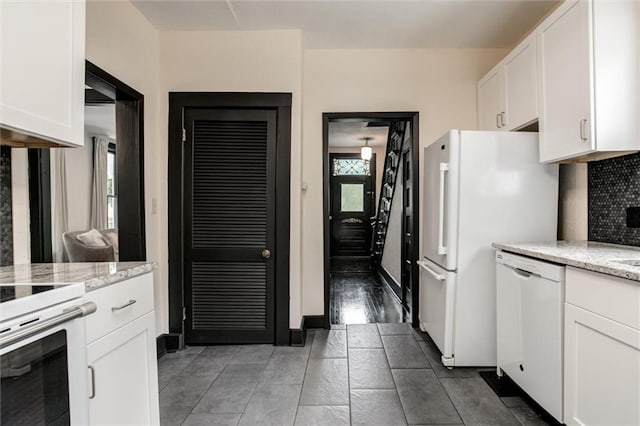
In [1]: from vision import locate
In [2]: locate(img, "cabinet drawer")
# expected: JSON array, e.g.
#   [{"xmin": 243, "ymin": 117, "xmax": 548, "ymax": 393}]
[
  {"xmin": 85, "ymin": 273, "xmax": 154, "ymax": 343},
  {"xmin": 566, "ymin": 267, "xmax": 639, "ymax": 330}
]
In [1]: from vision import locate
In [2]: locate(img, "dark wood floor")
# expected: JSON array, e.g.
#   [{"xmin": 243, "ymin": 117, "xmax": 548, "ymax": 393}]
[{"xmin": 329, "ymin": 257, "xmax": 404, "ymax": 325}]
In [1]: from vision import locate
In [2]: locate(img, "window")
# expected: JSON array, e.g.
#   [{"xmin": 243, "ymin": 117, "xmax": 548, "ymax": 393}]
[
  {"xmin": 332, "ymin": 158, "xmax": 370, "ymax": 176},
  {"xmin": 107, "ymin": 143, "xmax": 117, "ymax": 228},
  {"xmin": 340, "ymin": 183, "xmax": 364, "ymax": 212}
]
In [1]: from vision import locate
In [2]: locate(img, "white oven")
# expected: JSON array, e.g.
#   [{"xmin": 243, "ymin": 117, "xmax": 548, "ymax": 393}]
[{"xmin": 0, "ymin": 283, "xmax": 96, "ymax": 425}]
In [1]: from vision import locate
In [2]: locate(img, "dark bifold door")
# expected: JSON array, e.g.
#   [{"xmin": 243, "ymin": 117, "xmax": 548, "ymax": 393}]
[{"xmin": 183, "ymin": 108, "xmax": 276, "ymax": 344}]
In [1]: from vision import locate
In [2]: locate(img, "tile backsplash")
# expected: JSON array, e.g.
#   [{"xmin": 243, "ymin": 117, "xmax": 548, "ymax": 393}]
[
  {"xmin": 588, "ymin": 152, "xmax": 640, "ymax": 246},
  {"xmin": 0, "ymin": 146, "xmax": 13, "ymax": 266}
]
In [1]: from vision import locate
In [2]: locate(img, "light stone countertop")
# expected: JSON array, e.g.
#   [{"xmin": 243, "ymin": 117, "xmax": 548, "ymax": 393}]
[
  {"xmin": 0, "ymin": 262, "xmax": 156, "ymax": 291},
  {"xmin": 492, "ymin": 241, "xmax": 640, "ymax": 282}
]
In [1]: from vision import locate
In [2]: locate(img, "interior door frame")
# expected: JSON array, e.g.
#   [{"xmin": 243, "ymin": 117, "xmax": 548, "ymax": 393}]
[
  {"xmin": 168, "ymin": 92, "xmax": 292, "ymax": 346},
  {"xmin": 85, "ymin": 61, "xmax": 146, "ymax": 261},
  {"xmin": 322, "ymin": 112, "xmax": 420, "ymax": 329}
]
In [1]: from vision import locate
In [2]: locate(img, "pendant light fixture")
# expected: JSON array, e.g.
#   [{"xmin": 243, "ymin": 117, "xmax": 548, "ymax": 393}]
[{"xmin": 360, "ymin": 136, "xmax": 372, "ymax": 160}]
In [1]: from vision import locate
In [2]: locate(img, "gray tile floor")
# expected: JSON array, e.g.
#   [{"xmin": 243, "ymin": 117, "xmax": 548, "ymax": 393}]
[{"xmin": 158, "ymin": 323, "xmax": 550, "ymax": 426}]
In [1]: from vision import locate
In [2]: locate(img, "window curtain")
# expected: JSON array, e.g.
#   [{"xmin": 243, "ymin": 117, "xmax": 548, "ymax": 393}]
[
  {"xmin": 90, "ymin": 136, "xmax": 109, "ymax": 230},
  {"xmin": 51, "ymin": 149, "xmax": 68, "ymax": 262}
]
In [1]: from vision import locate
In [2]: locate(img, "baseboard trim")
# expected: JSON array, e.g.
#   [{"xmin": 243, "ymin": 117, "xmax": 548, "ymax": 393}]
[
  {"xmin": 156, "ymin": 335, "xmax": 167, "ymax": 359},
  {"xmin": 290, "ymin": 316, "xmax": 306, "ymax": 347},
  {"xmin": 377, "ymin": 265, "xmax": 402, "ymax": 302},
  {"xmin": 157, "ymin": 333, "xmax": 184, "ymax": 358},
  {"xmin": 304, "ymin": 315, "xmax": 325, "ymax": 329},
  {"xmin": 289, "ymin": 315, "xmax": 327, "ymax": 347}
]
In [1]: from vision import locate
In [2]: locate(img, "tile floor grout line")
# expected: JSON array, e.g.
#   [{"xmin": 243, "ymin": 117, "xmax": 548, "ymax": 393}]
[
  {"xmin": 235, "ymin": 346, "xmax": 275, "ymax": 424},
  {"xmin": 292, "ymin": 331, "xmax": 314, "ymax": 425},
  {"xmin": 413, "ymin": 332, "xmax": 529, "ymax": 425},
  {"xmin": 420, "ymin": 343, "xmax": 466, "ymax": 425},
  {"xmin": 380, "ymin": 328, "xmax": 411, "ymax": 426},
  {"xmin": 180, "ymin": 345, "xmax": 237, "ymax": 425}
]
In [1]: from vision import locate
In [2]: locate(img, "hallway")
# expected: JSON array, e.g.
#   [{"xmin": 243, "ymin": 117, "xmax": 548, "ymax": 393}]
[
  {"xmin": 158, "ymin": 324, "xmax": 550, "ymax": 425},
  {"xmin": 329, "ymin": 258, "xmax": 403, "ymax": 324}
]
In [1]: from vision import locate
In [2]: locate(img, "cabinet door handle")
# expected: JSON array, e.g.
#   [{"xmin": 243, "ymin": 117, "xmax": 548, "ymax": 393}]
[
  {"xmin": 579, "ymin": 119, "xmax": 588, "ymax": 141},
  {"xmin": 88, "ymin": 366, "xmax": 96, "ymax": 399},
  {"xmin": 111, "ymin": 300, "xmax": 136, "ymax": 311},
  {"xmin": 500, "ymin": 112, "xmax": 506, "ymax": 128},
  {"xmin": 496, "ymin": 113, "xmax": 501, "ymax": 129}
]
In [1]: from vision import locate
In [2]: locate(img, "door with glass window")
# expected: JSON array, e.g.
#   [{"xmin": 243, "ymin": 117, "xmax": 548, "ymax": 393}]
[{"xmin": 329, "ymin": 154, "xmax": 376, "ymax": 257}]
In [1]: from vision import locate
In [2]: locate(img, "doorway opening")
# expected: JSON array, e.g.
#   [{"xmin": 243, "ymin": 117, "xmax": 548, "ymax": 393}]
[
  {"xmin": 15, "ymin": 61, "xmax": 146, "ymax": 264},
  {"xmin": 323, "ymin": 112, "xmax": 419, "ymax": 328}
]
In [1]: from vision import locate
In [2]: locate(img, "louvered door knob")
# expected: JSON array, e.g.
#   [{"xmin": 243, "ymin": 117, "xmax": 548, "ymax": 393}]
[{"xmin": 261, "ymin": 249, "xmax": 271, "ymax": 259}]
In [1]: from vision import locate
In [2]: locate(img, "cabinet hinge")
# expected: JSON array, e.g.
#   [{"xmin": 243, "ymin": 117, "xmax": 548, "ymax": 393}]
[
  {"xmin": 182, "ymin": 306, "xmax": 186, "ymax": 321},
  {"xmin": 182, "ymin": 128, "xmax": 186, "ymax": 142}
]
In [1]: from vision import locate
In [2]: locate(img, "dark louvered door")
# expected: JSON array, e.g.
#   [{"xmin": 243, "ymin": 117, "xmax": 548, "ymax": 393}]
[{"xmin": 184, "ymin": 108, "xmax": 276, "ymax": 344}]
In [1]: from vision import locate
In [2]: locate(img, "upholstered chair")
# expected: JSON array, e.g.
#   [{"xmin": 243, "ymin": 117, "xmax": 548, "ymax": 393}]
[{"xmin": 62, "ymin": 229, "xmax": 117, "ymax": 262}]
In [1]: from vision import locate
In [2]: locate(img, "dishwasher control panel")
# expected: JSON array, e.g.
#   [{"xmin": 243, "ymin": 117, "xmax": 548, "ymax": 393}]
[{"xmin": 496, "ymin": 251, "xmax": 564, "ymax": 282}]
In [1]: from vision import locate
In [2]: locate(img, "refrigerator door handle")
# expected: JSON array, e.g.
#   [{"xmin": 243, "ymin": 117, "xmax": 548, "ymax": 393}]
[
  {"xmin": 417, "ymin": 260, "xmax": 446, "ymax": 281},
  {"xmin": 438, "ymin": 162, "xmax": 449, "ymax": 255}
]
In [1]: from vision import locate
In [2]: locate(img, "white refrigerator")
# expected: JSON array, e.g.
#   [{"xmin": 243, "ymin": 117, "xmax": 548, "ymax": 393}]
[{"xmin": 418, "ymin": 130, "xmax": 558, "ymax": 367}]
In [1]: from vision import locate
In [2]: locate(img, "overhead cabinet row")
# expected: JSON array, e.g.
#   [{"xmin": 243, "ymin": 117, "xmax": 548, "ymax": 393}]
[
  {"xmin": 0, "ymin": 0, "xmax": 85, "ymax": 147},
  {"xmin": 478, "ymin": 0, "xmax": 640, "ymax": 163},
  {"xmin": 477, "ymin": 33, "xmax": 537, "ymax": 133}
]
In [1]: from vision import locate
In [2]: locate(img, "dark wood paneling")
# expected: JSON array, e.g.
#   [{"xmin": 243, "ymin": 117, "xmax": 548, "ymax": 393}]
[
  {"xmin": 28, "ymin": 149, "xmax": 52, "ymax": 263},
  {"xmin": 115, "ymin": 100, "xmax": 146, "ymax": 261}
]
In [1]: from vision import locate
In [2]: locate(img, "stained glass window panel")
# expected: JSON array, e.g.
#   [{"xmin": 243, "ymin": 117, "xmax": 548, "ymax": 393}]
[{"xmin": 332, "ymin": 158, "xmax": 370, "ymax": 176}]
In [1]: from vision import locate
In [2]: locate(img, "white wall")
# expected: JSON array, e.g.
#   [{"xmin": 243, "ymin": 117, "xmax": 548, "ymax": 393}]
[
  {"xmin": 61, "ymin": 130, "xmax": 93, "ymax": 233},
  {"xmin": 301, "ymin": 48, "xmax": 507, "ymax": 316},
  {"xmin": 85, "ymin": 0, "xmax": 164, "ymax": 332},
  {"xmin": 558, "ymin": 163, "xmax": 588, "ymax": 240},
  {"xmin": 159, "ymin": 30, "xmax": 304, "ymax": 328},
  {"xmin": 11, "ymin": 149, "xmax": 30, "ymax": 264}
]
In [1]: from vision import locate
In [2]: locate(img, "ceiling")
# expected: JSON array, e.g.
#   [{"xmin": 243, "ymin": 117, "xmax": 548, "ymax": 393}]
[
  {"xmin": 132, "ymin": 0, "xmax": 558, "ymax": 49},
  {"xmin": 329, "ymin": 121, "xmax": 389, "ymax": 148},
  {"xmin": 85, "ymin": 104, "xmax": 116, "ymax": 140}
]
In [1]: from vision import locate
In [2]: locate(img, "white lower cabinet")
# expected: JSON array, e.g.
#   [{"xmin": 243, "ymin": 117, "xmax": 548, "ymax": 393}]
[
  {"xmin": 564, "ymin": 304, "xmax": 640, "ymax": 426},
  {"xmin": 85, "ymin": 274, "xmax": 160, "ymax": 425},
  {"xmin": 564, "ymin": 268, "xmax": 640, "ymax": 425}
]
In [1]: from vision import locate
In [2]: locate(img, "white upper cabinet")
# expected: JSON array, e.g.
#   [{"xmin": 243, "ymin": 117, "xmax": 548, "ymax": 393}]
[
  {"xmin": 503, "ymin": 33, "xmax": 537, "ymax": 131},
  {"xmin": 537, "ymin": 0, "xmax": 640, "ymax": 163},
  {"xmin": 477, "ymin": 33, "xmax": 537, "ymax": 132},
  {"xmin": 477, "ymin": 64, "xmax": 504, "ymax": 131},
  {"xmin": 0, "ymin": 0, "xmax": 85, "ymax": 147}
]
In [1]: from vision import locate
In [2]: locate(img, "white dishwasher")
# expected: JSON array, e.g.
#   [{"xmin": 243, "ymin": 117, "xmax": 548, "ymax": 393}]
[{"xmin": 496, "ymin": 251, "xmax": 565, "ymax": 423}]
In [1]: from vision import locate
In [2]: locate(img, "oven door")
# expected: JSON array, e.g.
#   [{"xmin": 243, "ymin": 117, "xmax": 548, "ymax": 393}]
[{"xmin": 0, "ymin": 299, "xmax": 94, "ymax": 425}]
